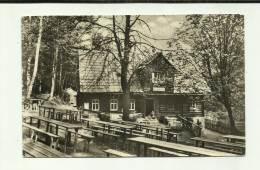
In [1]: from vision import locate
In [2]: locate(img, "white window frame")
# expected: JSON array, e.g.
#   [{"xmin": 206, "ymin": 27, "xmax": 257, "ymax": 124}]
[
  {"xmin": 92, "ymin": 99, "xmax": 99, "ymax": 111},
  {"xmin": 130, "ymin": 99, "xmax": 135, "ymax": 110},
  {"xmin": 153, "ymin": 72, "xmax": 165, "ymax": 82},
  {"xmin": 110, "ymin": 99, "xmax": 118, "ymax": 111},
  {"xmin": 190, "ymin": 101, "xmax": 198, "ymax": 109},
  {"xmin": 167, "ymin": 104, "xmax": 174, "ymax": 110}
]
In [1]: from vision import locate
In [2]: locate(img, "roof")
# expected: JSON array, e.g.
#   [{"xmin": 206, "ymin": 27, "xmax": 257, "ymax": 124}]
[{"xmin": 79, "ymin": 52, "xmax": 205, "ymax": 94}]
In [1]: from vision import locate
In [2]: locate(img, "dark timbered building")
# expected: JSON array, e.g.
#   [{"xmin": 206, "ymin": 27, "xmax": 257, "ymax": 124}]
[{"xmin": 77, "ymin": 53, "xmax": 204, "ymax": 117}]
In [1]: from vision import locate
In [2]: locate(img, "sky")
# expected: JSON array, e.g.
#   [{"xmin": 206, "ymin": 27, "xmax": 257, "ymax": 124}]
[
  {"xmin": 87, "ymin": 15, "xmax": 187, "ymax": 51},
  {"xmin": 139, "ymin": 15, "xmax": 186, "ymax": 50}
]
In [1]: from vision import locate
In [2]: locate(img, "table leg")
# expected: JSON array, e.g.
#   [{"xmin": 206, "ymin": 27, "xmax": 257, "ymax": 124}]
[
  {"xmin": 108, "ymin": 125, "xmax": 111, "ymax": 133},
  {"xmin": 53, "ymin": 109, "xmax": 55, "ymax": 119},
  {"xmin": 43, "ymin": 107, "xmax": 46, "ymax": 117},
  {"xmin": 83, "ymin": 139, "xmax": 87, "ymax": 153},
  {"xmin": 195, "ymin": 140, "xmax": 199, "ymax": 147},
  {"xmin": 47, "ymin": 109, "xmax": 50, "ymax": 118},
  {"xmin": 39, "ymin": 106, "xmax": 41, "ymax": 116},
  {"xmin": 144, "ymin": 144, "xmax": 148, "ymax": 157},
  {"xmin": 64, "ymin": 128, "xmax": 68, "ymax": 153},
  {"xmin": 122, "ymin": 128, "xmax": 126, "ymax": 149},
  {"xmin": 37, "ymin": 119, "xmax": 41, "ymax": 128},
  {"xmin": 201, "ymin": 141, "xmax": 205, "ymax": 148},
  {"xmin": 46, "ymin": 122, "xmax": 49, "ymax": 132},
  {"xmin": 74, "ymin": 128, "xmax": 79, "ymax": 153},
  {"xmin": 56, "ymin": 125, "xmax": 59, "ymax": 135},
  {"xmin": 137, "ymin": 143, "xmax": 141, "ymax": 157}
]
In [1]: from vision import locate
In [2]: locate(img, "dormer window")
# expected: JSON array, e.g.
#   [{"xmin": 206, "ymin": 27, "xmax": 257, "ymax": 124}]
[{"xmin": 152, "ymin": 72, "xmax": 166, "ymax": 83}]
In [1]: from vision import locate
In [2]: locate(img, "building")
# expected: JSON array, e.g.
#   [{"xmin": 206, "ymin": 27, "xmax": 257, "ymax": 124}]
[{"xmin": 77, "ymin": 52, "xmax": 204, "ymax": 118}]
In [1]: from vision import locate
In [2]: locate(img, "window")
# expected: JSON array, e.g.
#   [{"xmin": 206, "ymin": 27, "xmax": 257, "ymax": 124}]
[
  {"xmin": 110, "ymin": 99, "xmax": 118, "ymax": 111},
  {"xmin": 130, "ymin": 99, "xmax": 135, "ymax": 110},
  {"xmin": 152, "ymin": 72, "xmax": 166, "ymax": 83},
  {"xmin": 168, "ymin": 104, "xmax": 174, "ymax": 110},
  {"xmin": 84, "ymin": 102, "xmax": 89, "ymax": 110},
  {"xmin": 190, "ymin": 101, "xmax": 197, "ymax": 109},
  {"xmin": 92, "ymin": 99, "xmax": 99, "ymax": 111}
]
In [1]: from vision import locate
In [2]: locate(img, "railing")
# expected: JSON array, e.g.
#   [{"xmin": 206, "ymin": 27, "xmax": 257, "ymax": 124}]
[
  {"xmin": 177, "ymin": 115, "xmax": 202, "ymax": 137},
  {"xmin": 204, "ymin": 119, "xmax": 230, "ymax": 134}
]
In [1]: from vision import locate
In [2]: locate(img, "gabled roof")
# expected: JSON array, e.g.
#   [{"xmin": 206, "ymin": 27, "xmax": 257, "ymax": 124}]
[{"xmin": 78, "ymin": 52, "xmax": 205, "ymax": 94}]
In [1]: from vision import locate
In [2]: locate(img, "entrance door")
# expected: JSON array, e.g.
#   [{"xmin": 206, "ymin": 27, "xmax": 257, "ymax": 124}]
[{"xmin": 146, "ymin": 99, "xmax": 154, "ymax": 116}]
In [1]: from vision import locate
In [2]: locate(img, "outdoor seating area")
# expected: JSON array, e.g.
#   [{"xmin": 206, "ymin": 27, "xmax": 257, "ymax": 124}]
[{"xmin": 22, "ymin": 106, "xmax": 245, "ymax": 158}]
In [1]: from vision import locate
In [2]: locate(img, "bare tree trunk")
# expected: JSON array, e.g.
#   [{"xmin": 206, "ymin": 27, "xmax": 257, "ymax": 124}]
[
  {"xmin": 121, "ymin": 15, "xmax": 131, "ymax": 121},
  {"xmin": 49, "ymin": 46, "xmax": 58, "ymax": 100},
  {"xmin": 59, "ymin": 51, "xmax": 63, "ymax": 97},
  {"xmin": 26, "ymin": 16, "xmax": 43, "ymax": 99},
  {"xmin": 26, "ymin": 56, "xmax": 32, "ymax": 94},
  {"xmin": 122, "ymin": 85, "xmax": 131, "ymax": 121}
]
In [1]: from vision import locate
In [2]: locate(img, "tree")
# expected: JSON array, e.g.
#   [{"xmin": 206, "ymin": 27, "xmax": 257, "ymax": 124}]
[
  {"xmin": 40, "ymin": 16, "xmax": 94, "ymax": 100},
  {"xmin": 171, "ymin": 14, "xmax": 244, "ymax": 134},
  {"xmin": 79, "ymin": 15, "xmax": 168, "ymax": 120},
  {"xmin": 22, "ymin": 16, "xmax": 95, "ymax": 100},
  {"xmin": 26, "ymin": 16, "xmax": 43, "ymax": 99}
]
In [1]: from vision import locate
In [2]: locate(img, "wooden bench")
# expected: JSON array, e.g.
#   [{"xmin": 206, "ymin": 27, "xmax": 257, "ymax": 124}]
[
  {"xmin": 149, "ymin": 147, "xmax": 189, "ymax": 157},
  {"xmin": 103, "ymin": 149, "xmax": 136, "ymax": 157},
  {"xmin": 67, "ymin": 129, "xmax": 95, "ymax": 152},
  {"xmin": 132, "ymin": 130, "xmax": 163, "ymax": 140},
  {"xmin": 23, "ymin": 140, "xmax": 70, "ymax": 157},
  {"xmin": 23, "ymin": 123, "xmax": 60, "ymax": 149},
  {"xmin": 190, "ymin": 137, "xmax": 245, "ymax": 155},
  {"xmin": 84, "ymin": 127, "xmax": 120, "ymax": 149},
  {"xmin": 113, "ymin": 129, "xmax": 144, "ymax": 137}
]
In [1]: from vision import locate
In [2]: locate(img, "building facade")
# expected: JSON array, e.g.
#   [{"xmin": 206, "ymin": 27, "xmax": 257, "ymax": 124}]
[{"xmin": 77, "ymin": 53, "xmax": 204, "ymax": 117}]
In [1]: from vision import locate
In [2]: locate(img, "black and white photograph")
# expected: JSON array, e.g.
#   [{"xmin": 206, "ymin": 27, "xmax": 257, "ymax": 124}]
[{"xmin": 21, "ymin": 14, "xmax": 245, "ymax": 158}]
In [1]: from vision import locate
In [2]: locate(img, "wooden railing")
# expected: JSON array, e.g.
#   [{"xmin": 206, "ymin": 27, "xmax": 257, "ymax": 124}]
[
  {"xmin": 204, "ymin": 119, "xmax": 230, "ymax": 134},
  {"xmin": 177, "ymin": 115, "xmax": 202, "ymax": 137}
]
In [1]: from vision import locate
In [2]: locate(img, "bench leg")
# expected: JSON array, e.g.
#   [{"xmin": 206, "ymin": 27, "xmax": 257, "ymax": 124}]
[
  {"xmin": 35, "ymin": 133, "xmax": 38, "ymax": 142},
  {"xmin": 55, "ymin": 138, "xmax": 59, "ymax": 149},
  {"xmin": 106, "ymin": 153, "xmax": 110, "ymax": 157},
  {"xmin": 50, "ymin": 137, "xmax": 54, "ymax": 148},
  {"xmin": 83, "ymin": 139, "xmax": 87, "ymax": 153},
  {"xmin": 30, "ymin": 130, "xmax": 35, "ymax": 141}
]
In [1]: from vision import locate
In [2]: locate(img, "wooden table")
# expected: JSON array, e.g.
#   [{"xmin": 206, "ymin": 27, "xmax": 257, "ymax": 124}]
[
  {"xmin": 127, "ymin": 137, "xmax": 237, "ymax": 157},
  {"xmin": 29, "ymin": 115, "xmax": 82, "ymax": 153},
  {"xmin": 39, "ymin": 106, "xmax": 80, "ymax": 123},
  {"xmin": 82, "ymin": 118, "xmax": 136, "ymax": 148},
  {"xmin": 119, "ymin": 121, "xmax": 172, "ymax": 141},
  {"xmin": 222, "ymin": 135, "xmax": 246, "ymax": 143},
  {"xmin": 81, "ymin": 118, "xmax": 136, "ymax": 135}
]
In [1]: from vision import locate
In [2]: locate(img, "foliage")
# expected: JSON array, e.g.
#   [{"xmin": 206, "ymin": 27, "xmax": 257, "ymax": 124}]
[
  {"xmin": 170, "ymin": 14, "xmax": 245, "ymax": 134},
  {"xmin": 22, "ymin": 16, "xmax": 94, "ymax": 99}
]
